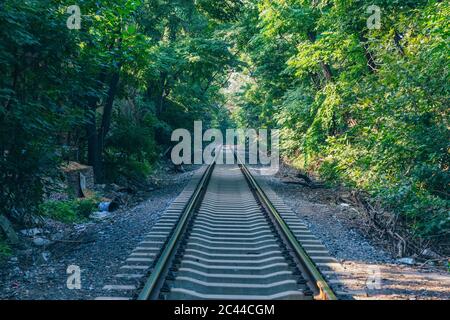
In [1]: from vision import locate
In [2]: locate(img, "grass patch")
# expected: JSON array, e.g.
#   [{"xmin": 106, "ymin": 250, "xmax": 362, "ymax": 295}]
[{"xmin": 39, "ymin": 198, "xmax": 98, "ymax": 223}]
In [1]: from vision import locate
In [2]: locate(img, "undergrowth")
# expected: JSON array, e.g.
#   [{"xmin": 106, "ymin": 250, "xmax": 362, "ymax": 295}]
[{"xmin": 38, "ymin": 198, "xmax": 98, "ymax": 223}]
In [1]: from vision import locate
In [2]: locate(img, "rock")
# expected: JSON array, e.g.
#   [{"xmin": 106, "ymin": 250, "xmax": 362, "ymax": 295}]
[
  {"xmin": 397, "ymin": 257, "xmax": 415, "ymax": 265},
  {"xmin": 98, "ymin": 201, "xmax": 112, "ymax": 212},
  {"xmin": 35, "ymin": 252, "xmax": 51, "ymax": 265},
  {"xmin": 108, "ymin": 196, "xmax": 123, "ymax": 211},
  {"xmin": 0, "ymin": 215, "xmax": 19, "ymax": 244},
  {"xmin": 74, "ymin": 224, "xmax": 87, "ymax": 232},
  {"xmin": 33, "ymin": 237, "xmax": 52, "ymax": 247},
  {"xmin": 51, "ymin": 232, "xmax": 64, "ymax": 241},
  {"xmin": 421, "ymin": 249, "xmax": 441, "ymax": 260},
  {"xmin": 20, "ymin": 228, "xmax": 43, "ymax": 237},
  {"xmin": 17, "ymin": 249, "xmax": 34, "ymax": 265},
  {"xmin": 89, "ymin": 211, "xmax": 112, "ymax": 220},
  {"xmin": 18, "ymin": 248, "xmax": 33, "ymax": 256},
  {"xmin": 41, "ymin": 251, "xmax": 51, "ymax": 262},
  {"xmin": 9, "ymin": 257, "xmax": 18, "ymax": 263},
  {"xmin": 174, "ymin": 164, "xmax": 185, "ymax": 173}
]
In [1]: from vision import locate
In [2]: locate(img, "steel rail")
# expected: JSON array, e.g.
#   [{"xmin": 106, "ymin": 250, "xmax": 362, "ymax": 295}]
[
  {"xmin": 236, "ymin": 157, "xmax": 337, "ymax": 300},
  {"xmin": 137, "ymin": 159, "xmax": 217, "ymax": 300},
  {"xmin": 137, "ymin": 146, "xmax": 335, "ymax": 300}
]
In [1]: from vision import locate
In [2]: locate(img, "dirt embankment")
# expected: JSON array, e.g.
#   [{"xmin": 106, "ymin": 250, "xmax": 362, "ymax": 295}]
[
  {"xmin": 261, "ymin": 161, "xmax": 449, "ymax": 300},
  {"xmin": 0, "ymin": 166, "xmax": 198, "ymax": 300}
]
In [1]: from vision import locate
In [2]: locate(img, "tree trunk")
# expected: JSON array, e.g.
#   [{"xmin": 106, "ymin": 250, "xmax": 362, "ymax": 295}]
[
  {"xmin": 96, "ymin": 68, "xmax": 121, "ymax": 182},
  {"xmin": 394, "ymin": 30, "xmax": 405, "ymax": 56},
  {"xmin": 85, "ymin": 69, "xmax": 108, "ymax": 182},
  {"xmin": 157, "ymin": 72, "xmax": 167, "ymax": 116},
  {"xmin": 98, "ymin": 70, "xmax": 121, "ymax": 148},
  {"xmin": 86, "ymin": 103, "xmax": 100, "ymax": 180},
  {"xmin": 307, "ymin": 31, "xmax": 333, "ymax": 81},
  {"xmin": 359, "ymin": 35, "xmax": 378, "ymax": 73},
  {"xmin": 320, "ymin": 62, "xmax": 333, "ymax": 81}
]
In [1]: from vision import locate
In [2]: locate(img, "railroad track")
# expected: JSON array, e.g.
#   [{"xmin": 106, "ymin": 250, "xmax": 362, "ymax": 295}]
[{"xmin": 98, "ymin": 147, "xmax": 338, "ymax": 300}]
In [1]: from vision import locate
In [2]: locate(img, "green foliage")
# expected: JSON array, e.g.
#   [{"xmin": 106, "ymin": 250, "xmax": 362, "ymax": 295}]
[
  {"xmin": 76, "ymin": 198, "xmax": 99, "ymax": 218},
  {"xmin": 0, "ymin": 0, "xmax": 82, "ymax": 223},
  {"xmin": 39, "ymin": 201, "xmax": 79, "ymax": 223},
  {"xmin": 0, "ymin": 0, "xmax": 239, "ymax": 224},
  {"xmin": 2, "ymin": 0, "xmax": 446, "ymax": 249},
  {"xmin": 39, "ymin": 198, "xmax": 98, "ymax": 223},
  {"xmin": 104, "ymin": 99, "xmax": 158, "ymax": 183},
  {"xmin": 231, "ymin": 0, "xmax": 449, "ymax": 246}
]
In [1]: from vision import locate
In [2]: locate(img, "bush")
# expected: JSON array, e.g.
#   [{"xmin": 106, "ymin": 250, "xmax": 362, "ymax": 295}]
[
  {"xmin": 39, "ymin": 201, "xmax": 78, "ymax": 223},
  {"xmin": 377, "ymin": 182, "xmax": 450, "ymax": 240},
  {"xmin": 0, "ymin": 0, "xmax": 82, "ymax": 225},
  {"xmin": 103, "ymin": 100, "xmax": 159, "ymax": 184},
  {"xmin": 76, "ymin": 198, "xmax": 99, "ymax": 218},
  {"xmin": 38, "ymin": 198, "xmax": 98, "ymax": 223}
]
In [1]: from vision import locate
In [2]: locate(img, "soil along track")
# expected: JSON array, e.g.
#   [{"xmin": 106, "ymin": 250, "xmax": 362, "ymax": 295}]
[{"xmin": 258, "ymin": 171, "xmax": 450, "ymax": 300}]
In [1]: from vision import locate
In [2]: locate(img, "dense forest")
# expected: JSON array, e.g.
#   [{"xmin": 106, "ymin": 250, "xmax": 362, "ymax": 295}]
[
  {"xmin": 0, "ymin": 0, "xmax": 239, "ymax": 229},
  {"xmin": 0, "ymin": 0, "xmax": 448, "ymax": 255},
  {"xmin": 230, "ymin": 0, "xmax": 449, "ymax": 252}
]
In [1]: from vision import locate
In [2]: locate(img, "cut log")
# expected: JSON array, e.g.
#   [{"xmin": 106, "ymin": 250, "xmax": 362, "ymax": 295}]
[{"xmin": 62, "ymin": 162, "xmax": 94, "ymax": 198}]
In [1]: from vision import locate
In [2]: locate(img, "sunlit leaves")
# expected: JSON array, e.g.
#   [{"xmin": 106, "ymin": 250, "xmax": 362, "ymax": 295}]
[{"xmin": 232, "ymin": 0, "xmax": 449, "ymax": 242}]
